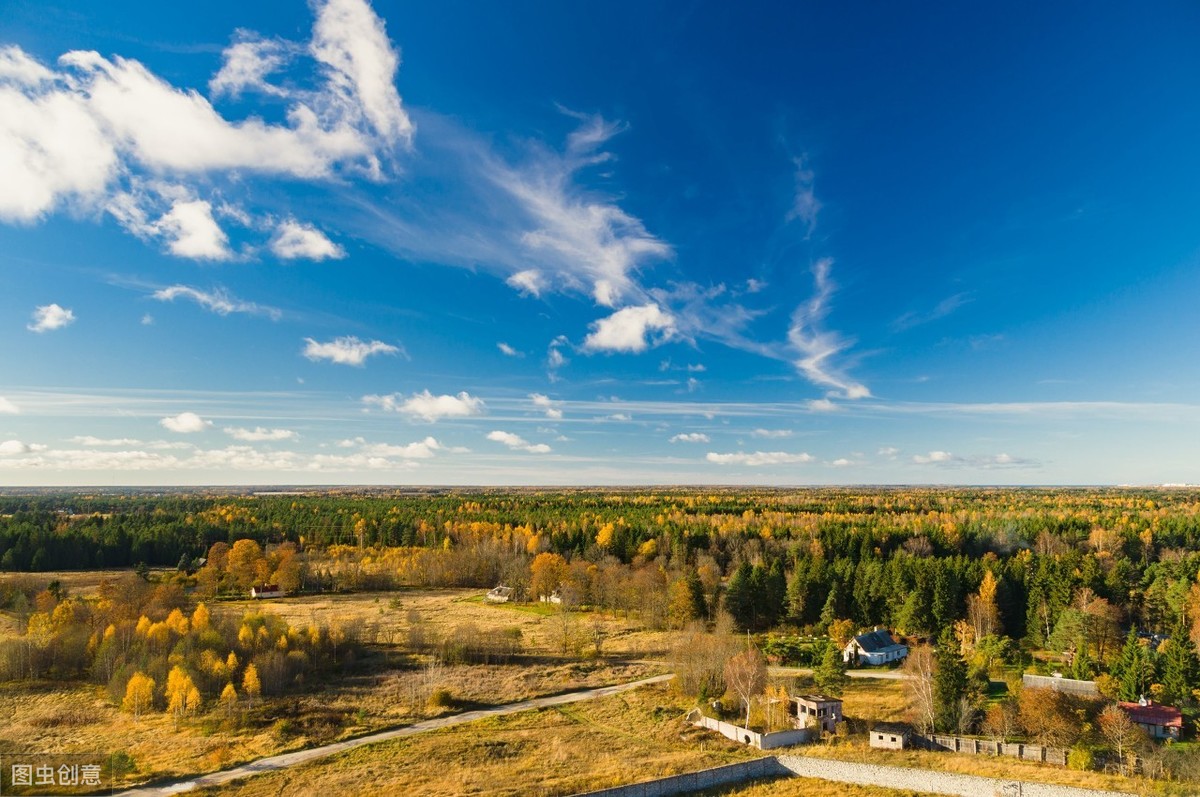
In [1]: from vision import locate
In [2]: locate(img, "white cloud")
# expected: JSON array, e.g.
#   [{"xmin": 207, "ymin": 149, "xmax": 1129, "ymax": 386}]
[
  {"xmin": 911, "ymin": 450, "xmax": 1037, "ymax": 468},
  {"xmin": 751, "ymin": 429, "xmax": 792, "ymax": 439},
  {"xmin": 70, "ymin": 436, "xmax": 142, "ymax": 446},
  {"xmin": 156, "ymin": 199, "xmax": 231, "ymax": 259},
  {"xmin": 225, "ymin": 426, "xmax": 297, "ymax": 442},
  {"xmin": 364, "ymin": 389, "xmax": 485, "ymax": 422},
  {"xmin": 892, "ymin": 292, "xmax": 972, "ymax": 332},
  {"xmin": 0, "ymin": 0, "xmax": 408, "ymax": 242},
  {"xmin": 27, "ymin": 303, "xmax": 75, "ymax": 333},
  {"xmin": 606, "ymin": 413, "xmax": 632, "ymax": 422},
  {"xmin": 209, "ymin": 34, "xmax": 295, "ymax": 98},
  {"xmin": 0, "ymin": 440, "xmax": 43, "ymax": 456},
  {"xmin": 546, "ymin": 336, "xmax": 569, "ymax": 376},
  {"xmin": 358, "ymin": 436, "xmax": 441, "ymax": 458},
  {"xmin": 0, "ymin": 397, "xmax": 19, "ymax": 414},
  {"xmin": 506, "ymin": 269, "xmax": 545, "ymax": 297},
  {"xmin": 912, "ymin": 450, "xmax": 954, "ymax": 465},
  {"xmin": 787, "ymin": 259, "xmax": 869, "ymax": 399},
  {"xmin": 160, "ymin": 412, "xmax": 211, "ymax": 434},
  {"xmin": 497, "ymin": 342, "xmax": 522, "ymax": 357},
  {"xmin": 807, "ymin": 398, "xmax": 839, "ymax": 412},
  {"xmin": 831, "ymin": 458, "xmax": 853, "ymax": 467},
  {"xmin": 310, "ymin": 0, "xmax": 414, "ymax": 146},
  {"xmin": 141, "ymin": 313, "xmax": 154, "ymax": 325},
  {"xmin": 303, "ymin": 335, "xmax": 398, "ymax": 366},
  {"xmin": 529, "ymin": 393, "xmax": 563, "ymax": 420},
  {"xmin": 670, "ymin": 432, "xmax": 710, "ymax": 443},
  {"xmin": 878, "ymin": 446, "xmax": 900, "ymax": 457},
  {"xmin": 583, "ymin": 303, "xmax": 676, "ymax": 353},
  {"xmin": 706, "ymin": 450, "xmax": 815, "ymax": 466},
  {"xmin": 153, "ymin": 285, "xmax": 281, "ymax": 320},
  {"xmin": 271, "ymin": 219, "xmax": 346, "ymax": 260},
  {"xmin": 785, "ymin": 155, "xmax": 820, "ymax": 236},
  {"xmin": 487, "ymin": 430, "xmax": 551, "ymax": 454}
]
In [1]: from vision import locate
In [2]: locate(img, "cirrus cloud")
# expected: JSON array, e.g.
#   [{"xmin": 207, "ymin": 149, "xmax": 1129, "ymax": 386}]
[{"xmin": 706, "ymin": 450, "xmax": 815, "ymax": 466}]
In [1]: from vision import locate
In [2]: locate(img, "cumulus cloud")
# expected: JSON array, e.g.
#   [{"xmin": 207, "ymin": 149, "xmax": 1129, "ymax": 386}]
[
  {"xmin": 0, "ymin": 440, "xmax": 45, "ymax": 456},
  {"xmin": 27, "ymin": 303, "xmax": 75, "ymax": 332},
  {"xmin": 224, "ymin": 426, "xmax": 297, "ymax": 442},
  {"xmin": 302, "ymin": 335, "xmax": 398, "ymax": 365},
  {"xmin": 153, "ymin": 285, "xmax": 281, "ymax": 320},
  {"xmin": 751, "ymin": 428, "xmax": 792, "ymax": 439},
  {"xmin": 486, "ymin": 430, "xmax": 551, "ymax": 454},
  {"xmin": 0, "ymin": 397, "xmax": 19, "ymax": 414},
  {"xmin": 670, "ymin": 432, "xmax": 709, "ymax": 443},
  {"xmin": 706, "ymin": 450, "xmax": 815, "ymax": 466},
  {"xmin": 364, "ymin": 390, "xmax": 485, "ymax": 422},
  {"xmin": 160, "ymin": 412, "xmax": 211, "ymax": 434},
  {"xmin": 787, "ymin": 259, "xmax": 869, "ymax": 399},
  {"xmin": 0, "ymin": 0, "xmax": 409, "ymax": 251},
  {"xmin": 583, "ymin": 303, "xmax": 675, "ymax": 353},
  {"xmin": 271, "ymin": 219, "xmax": 346, "ymax": 260},
  {"xmin": 529, "ymin": 393, "xmax": 563, "ymax": 420}
]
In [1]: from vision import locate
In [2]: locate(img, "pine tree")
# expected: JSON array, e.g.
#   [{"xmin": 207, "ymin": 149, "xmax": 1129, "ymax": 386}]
[
  {"xmin": 724, "ymin": 561, "xmax": 755, "ymax": 631},
  {"xmin": 685, "ymin": 568, "xmax": 708, "ymax": 621},
  {"xmin": 763, "ymin": 560, "xmax": 787, "ymax": 627},
  {"xmin": 813, "ymin": 638, "xmax": 849, "ymax": 697},
  {"xmin": 933, "ymin": 628, "xmax": 968, "ymax": 732},
  {"xmin": 1161, "ymin": 619, "xmax": 1198, "ymax": 707},
  {"xmin": 786, "ymin": 558, "xmax": 809, "ymax": 624}
]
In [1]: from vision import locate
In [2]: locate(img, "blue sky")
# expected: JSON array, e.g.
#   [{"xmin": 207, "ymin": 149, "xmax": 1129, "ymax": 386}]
[{"xmin": 1, "ymin": 0, "xmax": 1199, "ymax": 486}]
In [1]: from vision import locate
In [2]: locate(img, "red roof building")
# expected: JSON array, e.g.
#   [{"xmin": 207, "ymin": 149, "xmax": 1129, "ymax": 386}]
[{"xmin": 1118, "ymin": 698, "xmax": 1182, "ymax": 741}]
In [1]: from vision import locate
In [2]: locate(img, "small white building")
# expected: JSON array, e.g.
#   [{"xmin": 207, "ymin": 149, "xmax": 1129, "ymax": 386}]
[
  {"xmin": 250, "ymin": 584, "xmax": 284, "ymax": 599},
  {"xmin": 486, "ymin": 585, "xmax": 514, "ymax": 603},
  {"xmin": 843, "ymin": 628, "xmax": 908, "ymax": 666},
  {"xmin": 869, "ymin": 722, "xmax": 911, "ymax": 750}
]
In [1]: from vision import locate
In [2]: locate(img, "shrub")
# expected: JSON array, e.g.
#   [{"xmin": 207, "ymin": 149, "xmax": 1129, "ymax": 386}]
[{"xmin": 427, "ymin": 687, "xmax": 454, "ymax": 708}]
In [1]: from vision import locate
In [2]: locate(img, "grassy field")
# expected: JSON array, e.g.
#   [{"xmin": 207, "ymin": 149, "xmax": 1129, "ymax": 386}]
[
  {"xmin": 199, "ymin": 681, "xmax": 759, "ymax": 797},
  {"xmin": 704, "ymin": 776, "xmax": 933, "ymax": 797},
  {"xmin": 0, "ymin": 582, "xmax": 671, "ymax": 788}
]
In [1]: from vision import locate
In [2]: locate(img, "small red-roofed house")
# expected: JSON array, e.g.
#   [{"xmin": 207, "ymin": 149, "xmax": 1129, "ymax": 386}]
[{"xmin": 1118, "ymin": 697, "xmax": 1182, "ymax": 741}]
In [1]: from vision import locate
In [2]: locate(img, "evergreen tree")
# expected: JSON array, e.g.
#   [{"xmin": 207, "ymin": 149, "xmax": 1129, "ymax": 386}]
[
  {"xmin": 1113, "ymin": 628, "xmax": 1153, "ymax": 702},
  {"xmin": 724, "ymin": 561, "xmax": 756, "ymax": 631},
  {"xmin": 763, "ymin": 560, "xmax": 787, "ymax": 627},
  {"xmin": 685, "ymin": 568, "xmax": 708, "ymax": 621},
  {"xmin": 786, "ymin": 559, "xmax": 809, "ymax": 624},
  {"xmin": 813, "ymin": 638, "xmax": 849, "ymax": 697},
  {"xmin": 1160, "ymin": 619, "xmax": 1198, "ymax": 707},
  {"xmin": 933, "ymin": 628, "xmax": 968, "ymax": 732}
]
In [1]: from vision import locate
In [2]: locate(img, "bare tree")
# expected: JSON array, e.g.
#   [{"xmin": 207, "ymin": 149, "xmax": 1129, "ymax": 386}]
[
  {"xmin": 724, "ymin": 647, "xmax": 767, "ymax": 729},
  {"xmin": 1099, "ymin": 704, "xmax": 1147, "ymax": 776},
  {"xmin": 902, "ymin": 644, "xmax": 936, "ymax": 733}
]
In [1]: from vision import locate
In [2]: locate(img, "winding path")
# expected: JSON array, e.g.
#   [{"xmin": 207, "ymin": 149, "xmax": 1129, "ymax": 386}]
[{"xmin": 116, "ymin": 674, "xmax": 673, "ymax": 796}]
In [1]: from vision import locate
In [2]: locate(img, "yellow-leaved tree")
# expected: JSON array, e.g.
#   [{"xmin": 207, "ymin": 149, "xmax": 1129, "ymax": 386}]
[
  {"xmin": 220, "ymin": 682, "xmax": 238, "ymax": 713},
  {"xmin": 122, "ymin": 671, "xmax": 155, "ymax": 719},
  {"xmin": 166, "ymin": 666, "xmax": 199, "ymax": 727},
  {"xmin": 242, "ymin": 663, "xmax": 261, "ymax": 706}
]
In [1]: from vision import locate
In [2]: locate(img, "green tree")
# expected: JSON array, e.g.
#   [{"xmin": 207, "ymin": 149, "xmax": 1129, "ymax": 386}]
[
  {"xmin": 933, "ymin": 628, "xmax": 968, "ymax": 732},
  {"xmin": 1160, "ymin": 619, "xmax": 1198, "ymax": 707},
  {"xmin": 1113, "ymin": 629, "xmax": 1154, "ymax": 702},
  {"xmin": 813, "ymin": 638, "xmax": 849, "ymax": 696},
  {"xmin": 724, "ymin": 561, "xmax": 755, "ymax": 631}
]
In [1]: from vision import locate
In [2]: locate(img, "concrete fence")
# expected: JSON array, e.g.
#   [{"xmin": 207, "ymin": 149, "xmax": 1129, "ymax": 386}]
[
  {"xmin": 688, "ymin": 712, "xmax": 816, "ymax": 750},
  {"xmin": 571, "ymin": 757, "xmax": 786, "ymax": 797},
  {"xmin": 923, "ymin": 734, "xmax": 1069, "ymax": 766},
  {"xmin": 569, "ymin": 755, "xmax": 1135, "ymax": 797}
]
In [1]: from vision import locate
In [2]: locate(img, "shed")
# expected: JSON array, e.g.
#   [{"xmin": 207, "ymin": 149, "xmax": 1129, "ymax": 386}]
[
  {"xmin": 486, "ymin": 585, "xmax": 514, "ymax": 603},
  {"xmin": 250, "ymin": 584, "xmax": 284, "ymax": 599},
  {"xmin": 869, "ymin": 722, "xmax": 911, "ymax": 750},
  {"xmin": 792, "ymin": 694, "xmax": 843, "ymax": 734}
]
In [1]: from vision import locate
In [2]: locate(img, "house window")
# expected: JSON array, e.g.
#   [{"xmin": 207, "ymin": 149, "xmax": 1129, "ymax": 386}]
[{"xmin": 890, "ymin": 736, "xmax": 897, "ymax": 742}]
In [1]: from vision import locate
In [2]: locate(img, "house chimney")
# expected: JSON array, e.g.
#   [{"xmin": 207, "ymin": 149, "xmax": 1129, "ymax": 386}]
[{"xmin": 1139, "ymin": 695, "xmax": 1148, "ymax": 707}]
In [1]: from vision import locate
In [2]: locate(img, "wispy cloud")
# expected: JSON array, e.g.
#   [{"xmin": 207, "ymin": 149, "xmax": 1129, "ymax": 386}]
[
  {"xmin": 787, "ymin": 259, "xmax": 869, "ymax": 399},
  {"xmin": 302, "ymin": 335, "xmax": 399, "ymax": 365},
  {"xmin": 892, "ymin": 292, "xmax": 972, "ymax": 332},
  {"xmin": 670, "ymin": 432, "xmax": 709, "ymax": 443},
  {"xmin": 497, "ymin": 342, "xmax": 522, "ymax": 358},
  {"xmin": 0, "ymin": 397, "xmax": 18, "ymax": 414},
  {"xmin": 706, "ymin": 450, "xmax": 814, "ymax": 466},
  {"xmin": 785, "ymin": 155, "xmax": 820, "ymax": 236},
  {"xmin": 27, "ymin": 303, "xmax": 75, "ymax": 333},
  {"xmin": 911, "ymin": 450, "xmax": 1037, "ymax": 468},
  {"xmin": 529, "ymin": 393, "xmax": 563, "ymax": 420},
  {"xmin": 751, "ymin": 428, "xmax": 792, "ymax": 439},
  {"xmin": 153, "ymin": 285, "xmax": 282, "ymax": 320},
  {"xmin": 224, "ymin": 426, "xmax": 297, "ymax": 442}
]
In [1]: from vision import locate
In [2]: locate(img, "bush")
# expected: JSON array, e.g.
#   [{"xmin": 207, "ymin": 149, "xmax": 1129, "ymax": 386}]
[
  {"xmin": 1068, "ymin": 745, "xmax": 1096, "ymax": 771},
  {"xmin": 427, "ymin": 687, "xmax": 454, "ymax": 708}
]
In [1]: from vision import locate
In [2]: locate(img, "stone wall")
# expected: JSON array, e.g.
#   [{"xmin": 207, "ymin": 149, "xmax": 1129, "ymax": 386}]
[
  {"xmin": 923, "ymin": 734, "xmax": 1068, "ymax": 766},
  {"xmin": 690, "ymin": 715, "xmax": 815, "ymax": 749}
]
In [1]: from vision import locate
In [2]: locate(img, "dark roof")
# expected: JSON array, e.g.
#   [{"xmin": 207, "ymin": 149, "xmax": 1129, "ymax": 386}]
[
  {"xmin": 852, "ymin": 629, "xmax": 902, "ymax": 653},
  {"xmin": 1119, "ymin": 700, "xmax": 1183, "ymax": 727},
  {"xmin": 871, "ymin": 722, "xmax": 911, "ymax": 735}
]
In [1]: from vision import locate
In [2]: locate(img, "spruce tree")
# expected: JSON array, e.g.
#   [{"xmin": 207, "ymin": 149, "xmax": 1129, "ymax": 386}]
[
  {"xmin": 933, "ymin": 627, "xmax": 969, "ymax": 732},
  {"xmin": 814, "ymin": 638, "xmax": 849, "ymax": 697},
  {"xmin": 724, "ymin": 561, "xmax": 756, "ymax": 630},
  {"xmin": 1161, "ymin": 619, "xmax": 1198, "ymax": 707}
]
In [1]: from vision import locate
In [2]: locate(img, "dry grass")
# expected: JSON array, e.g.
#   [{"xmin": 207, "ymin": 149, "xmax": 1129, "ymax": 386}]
[
  {"xmin": 0, "ymin": 588, "xmax": 671, "ymax": 788},
  {"xmin": 703, "ymin": 775, "xmax": 932, "ymax": 796},
  {"xmin": 200, "ymin": 682, "xmax": 759, "ymax": 797}
]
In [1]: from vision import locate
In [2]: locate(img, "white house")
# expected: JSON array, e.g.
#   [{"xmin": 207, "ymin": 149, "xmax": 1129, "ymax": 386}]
[
  {"xmin": 843, "ymin": 628, "xmax": 908, "ymax": 666},
  {"xmin": 250, "ymin": 584, "xmax": 284, "ymax": 599}
]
